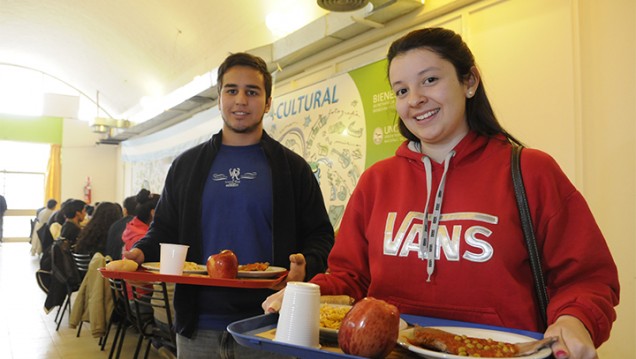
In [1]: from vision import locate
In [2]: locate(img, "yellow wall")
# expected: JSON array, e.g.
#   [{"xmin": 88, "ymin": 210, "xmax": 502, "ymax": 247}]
[
  {"xmin": 273, "ymin": 0, "xmax": 635, "ymax": 356},
  {"xmin": 578, "ymin": 0, "xmax": 635, "ymax": 357}
]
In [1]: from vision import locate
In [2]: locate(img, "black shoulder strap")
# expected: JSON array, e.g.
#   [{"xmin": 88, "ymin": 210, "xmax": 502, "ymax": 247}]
[{"xmin": 511, "ymin": 144, "xmax": 549, "ymax": 328}]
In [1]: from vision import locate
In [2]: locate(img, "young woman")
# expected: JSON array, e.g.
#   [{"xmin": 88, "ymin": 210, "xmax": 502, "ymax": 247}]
[
  {"xmin": 74, "ymin": 201, "xmax": 122, "ymax": 255},
  {"xmin": 122, "ymin": 189, "xmax": 160, "ymax": 254},
  {"xmin": 264, "ymin": 28, "xmax": 619, "ymax": 359}
]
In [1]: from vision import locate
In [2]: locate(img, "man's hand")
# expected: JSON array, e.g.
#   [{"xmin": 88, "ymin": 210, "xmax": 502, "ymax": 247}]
[
  {"xmin": 286, "ymin": 253, "xmax": 306, "ymax": 282},
  {"xmin": 123, "ymin": 248, "xmax": 145, "ymax": 265},
  {"xmin": 545, "ymin": 315, "xmax": 598, "ymax": 359},
  {"xmin": 263, "ymin": 253, "xmax": 308, "ymax": 312},
  {"xmin": 270, "ymin": 253, "xmax": 306, "ymax": 291}
]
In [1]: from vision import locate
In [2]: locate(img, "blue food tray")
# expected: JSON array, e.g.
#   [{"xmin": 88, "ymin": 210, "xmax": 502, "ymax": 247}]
[
  {"xmin": 227, "ymin": 313, "xmax": 543, "ymax": 358},
  {"xmin": 228, "ymin": 313, "xmax": 363, "ymax": 358}
]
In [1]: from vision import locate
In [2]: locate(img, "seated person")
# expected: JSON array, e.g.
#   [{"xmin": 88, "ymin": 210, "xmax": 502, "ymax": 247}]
[
  {"xmin": 105, "ymin": 195, "xmax": 137, "ymax": 260},
  {"xmin": 59, "ymin": 199, "xmax": 87, "ymax": 247},
  {"xmin": 74, "ymin": 202, "xmax": 123, "ymax": 256}
]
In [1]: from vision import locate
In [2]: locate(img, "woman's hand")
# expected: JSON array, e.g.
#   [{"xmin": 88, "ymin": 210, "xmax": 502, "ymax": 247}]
[
  {"xmin": 262, "ymin": 288, "xmax": 286, "ymax": 313},
  {"xmin": 545, "ymin": 315, "xmax": 598, "ymax": 359},
  {"xmin": 122, "ymin": 247, "xmax": 145, "ymax": 265},
  {"xmin": 263, "ymin": 253, "xmax": 307, "ymax": 312}
]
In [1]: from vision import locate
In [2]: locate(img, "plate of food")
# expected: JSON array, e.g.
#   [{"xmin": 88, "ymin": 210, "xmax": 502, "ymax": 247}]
[
  {"xmin": 237, "ymin": 262, "xmax": 287, "ymax": 278},
  {"xmin": 319, "ymin": 303, "xmax": 407, "ymax": 341},
  {"xmin": 141, "ymin": 261, "xmax": 207, "ymax": 274},
  {"xmin": 397, "ymin": 326, "xmax": 554, "ymax": 359}
]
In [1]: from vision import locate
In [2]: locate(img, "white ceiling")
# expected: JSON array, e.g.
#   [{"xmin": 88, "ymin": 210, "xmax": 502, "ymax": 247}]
[{"xmin": 0, "ymin": 0, "xmax": 328, "ymax": 121}]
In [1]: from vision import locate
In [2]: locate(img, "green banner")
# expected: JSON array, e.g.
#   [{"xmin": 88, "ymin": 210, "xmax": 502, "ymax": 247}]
[{"xmin": 348, "ymin": 59, "xmax": 403, "ymax": 168}]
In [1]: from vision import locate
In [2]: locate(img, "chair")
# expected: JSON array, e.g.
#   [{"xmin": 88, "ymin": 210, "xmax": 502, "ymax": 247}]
[
  {"xmin": 129, "ymin": 281, "xmax": 176, "ymax": 359},
  {"xmin": 102, "ymin": 277, "xmax": 135, "ymax": 359},
  {"xmin": 70, "ymin": 252, "xmax": 92, "ymax": 336},
  {"xmin": 52, "ymin": 248, "xmax": 85, "ymax": 331}
]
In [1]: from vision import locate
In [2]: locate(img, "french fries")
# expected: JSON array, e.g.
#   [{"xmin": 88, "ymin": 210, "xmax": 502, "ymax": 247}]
[{"xmin": 319, "ymin": 304, "xmax": 351, "ymax": 330}]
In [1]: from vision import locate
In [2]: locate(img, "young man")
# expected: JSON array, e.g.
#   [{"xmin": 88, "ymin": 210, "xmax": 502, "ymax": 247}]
[
  {"xmin": 59, "ymin": 199, "xmax": 86, "ymax": 246},
  {"xmin": 126, "ymin": 53, "xmax": 334, "ymax": 358}
]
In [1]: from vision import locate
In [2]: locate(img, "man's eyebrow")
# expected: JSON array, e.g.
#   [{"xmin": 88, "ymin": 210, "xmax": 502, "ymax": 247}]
[{"xmin": 222, "ymin": 83, "xmax": 263, "ymax": 90}]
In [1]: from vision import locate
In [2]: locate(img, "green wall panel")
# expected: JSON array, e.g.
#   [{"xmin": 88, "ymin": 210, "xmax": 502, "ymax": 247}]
[{"xmin": 0, "ymin": 115, "xmax": 63, "ymax": 144}]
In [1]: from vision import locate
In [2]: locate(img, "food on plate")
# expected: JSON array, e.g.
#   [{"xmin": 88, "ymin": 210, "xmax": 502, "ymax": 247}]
[
  {"xmin": 320, "ymin": 295, "xmax": 355, "ymax": 305},
  {"xmin": 238, "ymin": 262, "xmax": 270, "ymax": 271},
  {"xmin": 338, "ymin": 297, "xmax": 400, "ymax": 359},
  {"xmin": 183, "ymin": 261, "xmax": 202, "ymax": 271},
  {"xmin": 406, "ymin": 326, "xmax": 558, "ymax": 357},
  {"xmin": 105, "ymin": 259, "xmax": 138, "ymax": 272},
  {"xmin": 319, "ymin": 303, "xmax": 351, "ymax": 330},
  {"xmin": 206, "ymin": 249, "xmax": 238, "ymax": 279}
]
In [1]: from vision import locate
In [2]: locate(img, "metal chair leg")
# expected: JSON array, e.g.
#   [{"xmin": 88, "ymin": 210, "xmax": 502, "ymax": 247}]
[
  {"xmin": 108, "ymin": 319, "xmax": 124, "ymax": 359},
  {"xmin": 55, "ymin": 294, "xmax": 71, "ymax": 331}
]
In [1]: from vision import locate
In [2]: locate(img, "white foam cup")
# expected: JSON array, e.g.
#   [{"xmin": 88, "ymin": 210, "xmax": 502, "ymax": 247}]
[
  {"xmin": 159, "ymin": 243, "xmax": 189, "ymax": 275},
  {"xmin": 274, "ymin": 282, "xmax": 321, "ymax": 348}
]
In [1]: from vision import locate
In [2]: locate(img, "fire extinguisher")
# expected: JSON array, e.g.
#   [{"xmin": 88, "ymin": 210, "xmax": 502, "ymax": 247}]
[{"xmin": 84, "ymin": 176, "xmax": 92, "ymax": 204}]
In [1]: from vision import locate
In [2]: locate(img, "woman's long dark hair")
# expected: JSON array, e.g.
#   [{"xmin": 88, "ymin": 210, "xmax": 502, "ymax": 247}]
[
  {"xmin": 75, "ymin": 202, "xmax": 123, "ymax": 254},
  {"xmin": 387, "ymin": 27, "xmax": 521, "ymax": 146}
]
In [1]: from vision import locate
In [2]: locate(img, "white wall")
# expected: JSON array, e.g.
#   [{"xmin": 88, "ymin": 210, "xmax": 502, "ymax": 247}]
[{"xmin": 61, "ymin": 119, "xmax": 118, "ymax": 204}]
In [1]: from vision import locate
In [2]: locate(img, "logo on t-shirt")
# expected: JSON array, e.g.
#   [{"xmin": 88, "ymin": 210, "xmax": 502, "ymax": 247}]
[{"xmin": 212, "ymin": 168, "xmax": 257, "ymax": 188}]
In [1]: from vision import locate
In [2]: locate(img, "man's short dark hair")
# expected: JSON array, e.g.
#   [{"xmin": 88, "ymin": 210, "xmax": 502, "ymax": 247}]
[
  {"xmin": 216, "ymin": 52, "xmax": 272, "ymax": 99},
  {"xmin": 46, "ymin": 199, "xmax": 58, "ymax": 209},
  {"xmin": 62, "ymin": 199, "xmax": 86, "ymax": 219}
]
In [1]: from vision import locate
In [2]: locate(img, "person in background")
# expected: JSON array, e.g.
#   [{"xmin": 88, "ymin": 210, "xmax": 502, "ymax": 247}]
[
  {"xmin": 121, "ymin": 189, "xmax": 174, "ymax": 355},
  {"xmin": 31, "ymin": 199, "xmax": 58, "ymax": 256},
  {"xmin": 41, "ymin": 198, "xmax": 72, "ymax": 254},
  {"xmin": 0, "ymin": 194, "xmax": 6, "ymax": 243},
  {"xmin": 105, "ymin": 195, "xmax": 137, "ymax": 260},
  {"xmin": 81, "ymin": 204, "xmax": 96, "ymax": 227},
  {"xmin": 59, "ymin": 199, "xmax": 86, "ymax": 246},
  {"xmin": 74, "ymin": 202, "xmax": 123, "ymax": 256},
  {"xmin": 264, "ymin": 28, "xmax": 619, "ymax": 359},
  {"xmin": 125, "ymin": 52, "xmax": 334, "ymax": 359},
  {"xmin": 122, "ymin": 189, "xmax": 159, "ymax": 255}
]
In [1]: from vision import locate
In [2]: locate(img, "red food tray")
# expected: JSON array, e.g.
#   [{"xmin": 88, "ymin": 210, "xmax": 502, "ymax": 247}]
[{"xmin": 98, "ymin": 267, "xmax": 287, "ymax": 288}]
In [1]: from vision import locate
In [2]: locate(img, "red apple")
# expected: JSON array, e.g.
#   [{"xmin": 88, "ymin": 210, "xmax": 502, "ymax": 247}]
[
  {"xmin": 338, "ymin": 297, "xmax": 400, "ymax": 359},
  {"xmin": 206, "ymin": 249, "xmax": 238, "ymax": 279}
]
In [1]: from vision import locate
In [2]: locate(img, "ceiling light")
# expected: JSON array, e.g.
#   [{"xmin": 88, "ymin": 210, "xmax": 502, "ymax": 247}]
[{"xmin": 317, "ymin": 0, "xmax": 369, "ymax": 12}]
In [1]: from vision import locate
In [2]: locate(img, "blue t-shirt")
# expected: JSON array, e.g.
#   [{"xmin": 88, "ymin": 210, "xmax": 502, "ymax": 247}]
[{"xmin": 198, "ymin": 144, "xmax": 274, "ymax": 329}]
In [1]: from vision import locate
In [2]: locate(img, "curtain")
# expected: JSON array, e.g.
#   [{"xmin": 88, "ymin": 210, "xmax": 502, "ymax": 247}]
[{"xmin": 45, "ymin": 144, "xmax": 61, "ymax": 203}]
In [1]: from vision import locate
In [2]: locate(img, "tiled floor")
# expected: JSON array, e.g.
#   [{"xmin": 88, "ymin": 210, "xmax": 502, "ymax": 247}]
[{"xmin": 0, "ymin": 242, "xmax": 164, "ymax": 359}]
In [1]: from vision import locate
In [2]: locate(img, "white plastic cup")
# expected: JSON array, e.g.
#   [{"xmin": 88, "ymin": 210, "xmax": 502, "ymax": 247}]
[
  {"xmin": 159, "ymin": 243, "xmax": 189, "ymax": 275},
  {"xmin": 274, "ymin": 282, "xmax": 321, "ymax": 348}
]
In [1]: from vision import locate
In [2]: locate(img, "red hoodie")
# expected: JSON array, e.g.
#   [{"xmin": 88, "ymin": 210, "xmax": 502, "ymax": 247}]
[
  {"xmin": 122, "ymin": 217, "xmax": 150, "ymax": 299},
  {"xmin": 310, "ymin": 131, "xmax": 619, "ymax": 347},
  {"xmin": 122, "ymin": 217, "xmax": 149, "ymax": 254}
]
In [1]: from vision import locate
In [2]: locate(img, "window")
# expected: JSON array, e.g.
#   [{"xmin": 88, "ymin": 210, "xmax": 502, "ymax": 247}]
[{"xmin": 0, "ymin": 141, "xmax": 50, "ymax": 239}]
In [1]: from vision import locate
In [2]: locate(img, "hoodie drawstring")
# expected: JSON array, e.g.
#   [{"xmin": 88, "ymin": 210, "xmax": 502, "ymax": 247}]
[{"xmin": 418, "ymin": 149, "xmax": 455, "ymax": 282}]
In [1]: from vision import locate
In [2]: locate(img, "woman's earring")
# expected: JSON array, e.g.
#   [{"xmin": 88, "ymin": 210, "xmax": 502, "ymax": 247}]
[{"xmin": 467, "ymin": 90, "xmax": 473, "ymax": 98}]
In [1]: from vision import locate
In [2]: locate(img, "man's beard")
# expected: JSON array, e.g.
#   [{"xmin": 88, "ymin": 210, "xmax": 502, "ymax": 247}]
[{"xmin": 223, "ymin": 116, "xmax": 263, "ymax": 134}]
